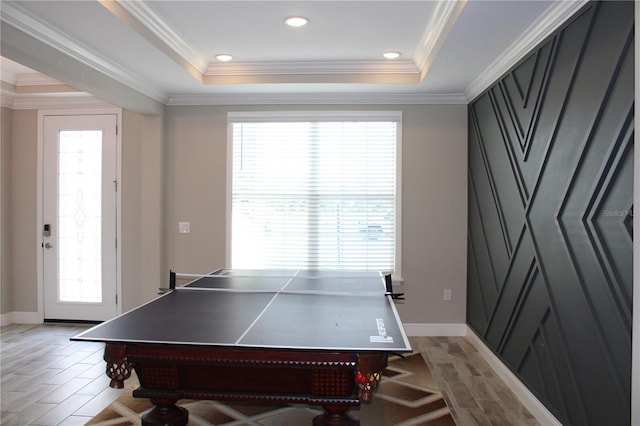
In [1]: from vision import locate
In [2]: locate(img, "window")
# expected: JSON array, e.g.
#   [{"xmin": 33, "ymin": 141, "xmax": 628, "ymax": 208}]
[{"xmin": 228, "ymin": 111, "xmax": 401, "ymax": 275}]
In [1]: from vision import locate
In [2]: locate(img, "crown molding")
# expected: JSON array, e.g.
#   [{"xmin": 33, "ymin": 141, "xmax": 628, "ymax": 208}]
[
  {"xmin": 203, "ymin": 60, "xmax": 421, "ymax": 84},
  {"xmin": 0, "ymin": 90, "xmax": 116, "ymax": 110},
  {"xmin": 15, "ymin": 84, "xmax": 79, "ymax": 95},
  {"xmin": 4, "ymin": 89, "xmax": 466, "ymax": 109},
  {"xmin": 1, "ymin": 2, "xmax": 168, "ymax": 103},
  {"xmin": 0, "ymin": 69, "xmax": 19, "ymax": 85},
  {"xmin": 414, "ymin": 0, "xmax": 467, "ymax": 80},
  {"xmin": 205, "ymin": 60, "xmax": 419, "ymax": 76},
  {"xmin": 0, "ymin": 90, "xmax": 14, "ymax": 109},
  {"xmin": 108, "ymin": 0, "xmax": 205, "ymax": 72},
  {"xmin": 167, "ymin": 92, "xmax": 467, "ymax": 106},
  {"xmin": 15, "ymin": 73, "xmax": 66, "ymax": 86},
  {"xmin": 98, "ymin": 0, "xmax": 203, "ymax": 82},
  {"xmin": 464, "ymin": 0, "xmax": 588, "ymax": 102}
]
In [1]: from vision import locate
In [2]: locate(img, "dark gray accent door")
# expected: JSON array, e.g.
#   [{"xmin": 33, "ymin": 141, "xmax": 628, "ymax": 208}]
[{"xmin": 467, "ymin": 2, "xmax": 633, "ymax": 425}]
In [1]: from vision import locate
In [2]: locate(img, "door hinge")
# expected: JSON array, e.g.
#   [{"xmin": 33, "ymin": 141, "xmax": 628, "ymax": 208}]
[
  {"xmin": 113, "ymin": 180, "xmax": 118, "ymax": 191},
  {"xmin": 115, "ymin": 293, "xmax": 118, "ymax": 305}
]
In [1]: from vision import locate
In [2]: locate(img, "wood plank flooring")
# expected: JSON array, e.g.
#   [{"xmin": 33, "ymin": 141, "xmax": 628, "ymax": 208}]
[
  {"xmin": 411, "ymin": 336, "xmax": 538, "ymax": 426},
  {"xmin": 1, "ymin": 324, "xmax": 536, "ymax": 425},
  {"xmin": 1, "ymin": 324, "xmax": 124, "ymax": 426}
]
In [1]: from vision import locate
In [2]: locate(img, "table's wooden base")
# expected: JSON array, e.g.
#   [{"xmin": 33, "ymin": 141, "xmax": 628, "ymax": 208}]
[
  {"xmin": 141, "ymin": 399, "xmax": 187, "ymax": 426},
  {"xmin": 313, "ymin": 405, "xmax": 360, "ymax": 426},
  {"xmin": 138, "ymin": 399, "xmax": 359, "ymax": 426},
  {"xmin": 104, "ymin": 343, "xmax": 387, "ymax": 426}
]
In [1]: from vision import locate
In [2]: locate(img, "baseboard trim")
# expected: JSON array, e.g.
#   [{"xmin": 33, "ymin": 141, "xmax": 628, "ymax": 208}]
[
  {"xmin": 0, "ymin": 312, "xmax": 11, "ymax": 326},
  {"xmin": 404, "ymin": 323, "xmax": 467, "ymax": 336},
  {"xmin": 466, "ymin": 326, "xmax": 562, "ymax": 426},
  {"xmin": 1, "ymin": 311, "xmax": 43, "ymax": 326}
]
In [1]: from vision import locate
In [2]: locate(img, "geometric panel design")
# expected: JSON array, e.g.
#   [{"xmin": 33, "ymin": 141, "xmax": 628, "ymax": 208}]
[{"xmin": 467, "ymin": 2, "xmax": 634, "ymax": 425}]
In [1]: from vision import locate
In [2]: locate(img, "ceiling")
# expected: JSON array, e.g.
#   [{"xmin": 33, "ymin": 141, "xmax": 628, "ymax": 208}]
[{"xmin": 0, "ymin": 0, "xmax": 587, "ymax": 109}]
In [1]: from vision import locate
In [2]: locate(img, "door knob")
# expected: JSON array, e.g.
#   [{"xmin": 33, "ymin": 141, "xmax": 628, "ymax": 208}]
[{"xmin": 44, "ymin": 242, "xmax": 54, "ymax": 249}]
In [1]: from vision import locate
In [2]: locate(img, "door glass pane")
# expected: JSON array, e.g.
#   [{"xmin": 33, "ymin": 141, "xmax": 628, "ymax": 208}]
[{"xmin": 58, "ymin": 130, "xmax": 102, "ymax": 303}]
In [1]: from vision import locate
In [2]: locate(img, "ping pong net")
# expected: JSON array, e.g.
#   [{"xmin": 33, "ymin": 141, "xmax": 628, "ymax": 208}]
[{"xmin": 160, "ymin": 269, "xmax": 405, "ymax": 299}]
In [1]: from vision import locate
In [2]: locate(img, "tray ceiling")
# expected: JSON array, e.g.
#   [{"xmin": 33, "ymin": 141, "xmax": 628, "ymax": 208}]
[{"xmin": 1, "ymin": 0, "xmax": 587, "ymax": 107}]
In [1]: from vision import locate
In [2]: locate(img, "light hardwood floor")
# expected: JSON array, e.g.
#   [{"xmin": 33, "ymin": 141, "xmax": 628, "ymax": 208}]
[
  {"xmin": 411, "ymin": 336, "xmax": 538, "ymax": 426},
  {"xmin": 1, "ymin": 324, "xmax": 125, "ymax": 426},
  {"xmin": 1, "ymin": 324, "xmax": 536, "ymax": 425}
]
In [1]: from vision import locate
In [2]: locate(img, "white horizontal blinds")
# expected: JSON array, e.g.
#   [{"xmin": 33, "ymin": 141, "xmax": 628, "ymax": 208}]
[{"xmin": 231, "ymin": 115, "xmax": 397, "ymax": 271}]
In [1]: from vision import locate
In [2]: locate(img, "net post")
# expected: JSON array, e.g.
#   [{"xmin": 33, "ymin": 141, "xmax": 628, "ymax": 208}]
[
  {"xmin": 170, "ymin": 270, "xmax": 176, "ymax": 290},
  {"xmin": 384, "ymin": 274, "xmax": 393, "ymax": 293},
  {"xmin": 385, "ymin": 274, "xmax": 404, "ymax": 299}
]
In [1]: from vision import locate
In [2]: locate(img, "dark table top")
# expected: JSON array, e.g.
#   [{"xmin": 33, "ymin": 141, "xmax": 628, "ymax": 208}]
[{"xmin": 72, "ymin": 269, "xmax": 412, "ymax": 352}]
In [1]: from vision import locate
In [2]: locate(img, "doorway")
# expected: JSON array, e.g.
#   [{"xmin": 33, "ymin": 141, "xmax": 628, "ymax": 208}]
[{"xmin": 42, "ymin": 114, "xmax": 118, "ymax": 321}]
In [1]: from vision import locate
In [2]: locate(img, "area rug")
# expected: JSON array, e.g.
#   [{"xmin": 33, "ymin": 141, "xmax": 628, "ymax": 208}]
[{"xmin": 87, "ymin": 353, "xmax": 455, "ymax": 426}]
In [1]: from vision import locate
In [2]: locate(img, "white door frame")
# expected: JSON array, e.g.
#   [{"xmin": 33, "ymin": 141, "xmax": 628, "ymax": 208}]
[{"xmin": 36, "ymin": 108, "xmax": 122, "ymax": 322}]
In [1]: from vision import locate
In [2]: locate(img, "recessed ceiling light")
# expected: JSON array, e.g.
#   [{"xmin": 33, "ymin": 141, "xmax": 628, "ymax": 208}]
[
  {"xmin": 216, "ymin": 54, "xmax": 233, "ymax": 62},
  {"xmin": 285, "ymin": 16, "xmax": 309, "ymax": 27},
  {"xmin": 383, "ymin": 51, "xmax": 401, "ymax": 59}
]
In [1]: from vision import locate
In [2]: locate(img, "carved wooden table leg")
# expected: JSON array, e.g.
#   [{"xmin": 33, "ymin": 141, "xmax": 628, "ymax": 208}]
[
  {"xmin": 313, "ymin": 404, "xmax": 359, "ymax": 426},
  {"xmin": 103, "ymin": 344, "xmax": 133, "ymax": 389},
  {"xmin": 141, "ymin": 398, "xmax": 188, "ymax": 426},
  {"xmin": 355, "ymin": 353, "xmax": 387, "ymax": 401},
  {"xmin": 312, "ymin": 353, "xmax": 388, "ymax": 425}
]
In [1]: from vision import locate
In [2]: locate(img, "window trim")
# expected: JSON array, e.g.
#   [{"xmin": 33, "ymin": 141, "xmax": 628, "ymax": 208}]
[{"xmin": 226, "ymin": 111, "xmax": 402, "ymax": 280}]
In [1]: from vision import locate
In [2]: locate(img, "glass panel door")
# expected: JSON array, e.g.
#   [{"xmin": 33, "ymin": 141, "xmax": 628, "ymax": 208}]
[{"xmin": 43, "ymin": 114, "xmax": 118, "ymax": 321}]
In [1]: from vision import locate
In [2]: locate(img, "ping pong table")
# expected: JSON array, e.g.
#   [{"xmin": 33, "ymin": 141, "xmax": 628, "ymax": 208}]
[{"xmin": 72, "ymin": 269, "xmax": 411, "ymax": 426}]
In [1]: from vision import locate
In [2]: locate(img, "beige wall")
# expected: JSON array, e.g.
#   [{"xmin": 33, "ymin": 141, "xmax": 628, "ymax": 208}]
[
  {"xmin": 2, "ymin": 102, "xmax": 465, "ymax": 325},
  {"xmin": 138, "ymin": 113, "xmax": 165, "ymax": 307},
  {"xmin": 121, "ymin": 110, "xmax": 143, "ymax": 310},
  {"xmin": 400, "ymin": 106, "xmax": 467, "ymax": 323},
  {"xmin": 164, "ymin": 106, "xmax": 228, "ymax": 274},
  {"xmin": 9, "ymin": 109, "xmax": 38, "ymax": 313},
  {"xmin": 121, "ymin": 110, "xmax": 165, "ymax": 311},
  {"xmin": 164, "ymin": 104, "xmax": 468, "ymax": 324},
  {"xmin": 1, "ymin": 107, "xmax": 12, "ymax": 314}
]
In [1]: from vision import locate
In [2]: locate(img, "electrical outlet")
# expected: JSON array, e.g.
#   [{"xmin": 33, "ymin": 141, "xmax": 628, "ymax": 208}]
[
  {"xmin": 178, "ymin": 221, "xmax": 190, "ymax": 234},
  {"xmin": 443, "ymin": 288, "xmax": 452, "ymax": 301}
]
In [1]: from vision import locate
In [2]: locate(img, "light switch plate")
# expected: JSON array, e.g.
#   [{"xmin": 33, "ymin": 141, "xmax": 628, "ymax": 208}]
[{"xmin": 178, "ymin": 222, "xmax": 190, "ymax": 234}]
